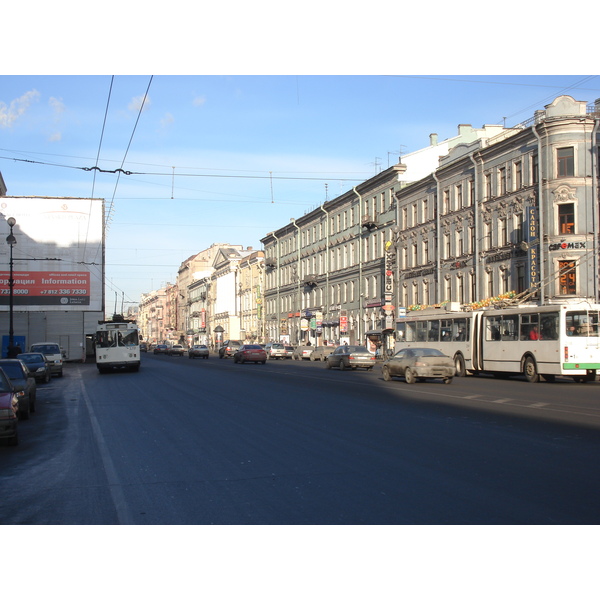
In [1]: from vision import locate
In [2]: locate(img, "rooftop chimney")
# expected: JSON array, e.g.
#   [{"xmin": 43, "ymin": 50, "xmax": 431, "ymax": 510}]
[{"xmin": 429, "ymin": 133, "xmax": 438, "ymax": 146}]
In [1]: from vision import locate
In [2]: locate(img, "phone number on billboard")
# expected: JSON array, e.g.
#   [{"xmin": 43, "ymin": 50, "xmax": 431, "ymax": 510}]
[{"xmin": 40, "ymin": 289, "xmax": 88, "ymax": 295}]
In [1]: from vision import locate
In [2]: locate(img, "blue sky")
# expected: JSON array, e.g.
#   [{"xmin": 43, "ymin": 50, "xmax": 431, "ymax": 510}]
[{"xmin": 2, "ymin": 74, "xmax": 600, "ymax": 310}]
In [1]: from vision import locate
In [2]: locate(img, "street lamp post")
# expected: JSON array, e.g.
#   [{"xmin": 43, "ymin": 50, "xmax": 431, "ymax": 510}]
[{"xmin": 5, "ymin": 217, "xmax": 17, "ymax": 357}]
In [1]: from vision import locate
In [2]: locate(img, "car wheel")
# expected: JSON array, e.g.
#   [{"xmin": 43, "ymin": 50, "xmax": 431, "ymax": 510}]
[
  {"xmin": 44, "ymin": 372, "xmax": 51, "ymax": 383},
  {"xmin": 325, "ymin": 360, "xmax": 332, "ymax": 369},
  {"xmin": 340, "ymin": 360, "xmax": 346, "ymax": 371},
  {"xmin": 382, "ymin": 366, "xmax": 392, "ymax": 381},
  {"xmin": 19, "ymin": 400, "xmax": 30, "ymax": 420},
  {"xmin": 405, "ymin": 367, "xmax": 416, "ymax": 384}
]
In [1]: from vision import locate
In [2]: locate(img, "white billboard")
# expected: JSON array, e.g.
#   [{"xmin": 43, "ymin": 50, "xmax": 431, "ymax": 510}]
[{"xmin": 0, "ymin": 197, "xmax": 104, "ymax": 312}]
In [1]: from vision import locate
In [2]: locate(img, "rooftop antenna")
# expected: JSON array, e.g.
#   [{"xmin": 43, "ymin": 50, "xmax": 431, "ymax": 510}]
[
  {"xmin": 369, "ymin": 157, "xmax": 382, "ymax": 174},
  {"xmin": 325, "ymin": 183, "xmax": 329, "ymax": 202},
  {"xmin": 388, "ymin": 147, "xmax": 407, "ymax": 167}
]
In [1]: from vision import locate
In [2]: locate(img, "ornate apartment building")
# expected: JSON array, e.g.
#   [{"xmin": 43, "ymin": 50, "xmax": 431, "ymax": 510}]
[{"xmin": 261, "ymin": 95, "xmax": 600, "ymax": 352}]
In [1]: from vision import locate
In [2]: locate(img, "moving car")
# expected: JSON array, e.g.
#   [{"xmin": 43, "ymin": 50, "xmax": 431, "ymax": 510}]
[
  {"xmin": 219, "ymin": 340, "xmax": 242, "ymax": 359},
  {"xmin": 382, "ymin": 347, "xmax": 455, "ymax": 384},
  {"xmin": 0, "ymin": 368, "xmax": 19, "ymax": 446},
  {"xmin": 188, "ymin": 344, "xmax": 209, "ymax": 359},
  {"xmin": 283, "ymin": 346, "xmax": 295, "ymax": 359},
  {"xmin": 292, "ymin": 346, "xmax": 314, "ymax": 360},
  {"xmin": 153, "ymin": 344, "xmax": 169, "ymax": 354},
  {"xmin": 140, "ymin": 343, "xmax": 148, "ymax": 352},
  {"xmin": 29, "ymin": 342, "xmax": 63, "ymax": 377},
  {"xmin": 325, "ymin": 345, "xmax": 376, "ymax": 371},
  {"xmin": 265, "ymin": 342, "xmax": 286, "ymax": 359},
  {"xmin": 232, "ymin": 344, "xmax": 267, "ymax": 364},
  {"xmin": 17, "ymin": 352, "xmax": 51, "ymax": 383},
  {"xmin": 0, "ymin": 359, "xmax": 37, "ymax": 419},
  {"xmin": 310, "ymin": 345, "xmax": 336, "ymax": 361},
  {"xmin": 167, "ymin": 344, "xmax": 186, "ymax": 357}
]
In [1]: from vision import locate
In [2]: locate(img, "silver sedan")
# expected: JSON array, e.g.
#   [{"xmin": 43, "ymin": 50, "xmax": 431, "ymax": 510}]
[
  {"xmin": 325, "ymin": 345, "xmax": 376, "ymax": 371},
  {"xmin": 382, "ymin": 347, "xmax": 454, "ymax": 384}
]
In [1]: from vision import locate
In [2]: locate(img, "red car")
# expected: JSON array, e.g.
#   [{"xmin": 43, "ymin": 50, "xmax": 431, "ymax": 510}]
[
  {"xmin": 0, "ymin": 368, "xmax": 19, "ymax": 446},
  {"xmin": 233, "ymin": 345, "xmax": 267, "ymax": 364}
]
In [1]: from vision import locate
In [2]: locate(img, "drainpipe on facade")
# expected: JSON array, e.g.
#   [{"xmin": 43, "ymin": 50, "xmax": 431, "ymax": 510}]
[
  {"xmin": 270, "ymin": 231, "xmax": 280, "ymax": 341},
  {"xmin": 319, "ymin": 203, "xmax": 330, "ymax": 335},
  {"xmin": 591, "ymin": 118, "xmax": 599, "ymax": 301},
  {"xmin": 353, "ymin": 187, "xmax": 363, "ymax": 344},
  {"xmin": 470, "ymin": 152, "xmax": 482, "ymax": 302},
  {"xmin": 291, "ymin": 219, "xmax": 301, "ymax": 344},
  {"xmin": 532, "ymin": 124, "xmax": 546, "ymax": 304},
  {"xmin": 432, "ymin": 172, "xmax": 442, "ymax": 303}
]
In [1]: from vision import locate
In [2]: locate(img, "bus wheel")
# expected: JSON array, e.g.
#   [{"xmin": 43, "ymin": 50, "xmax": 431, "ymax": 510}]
[
  {"xmin": 523, "ymin": 356, "xmax": 540, "ymax": 383},
  {"xmin": 405, "ymin": 368, "xmax": 416, "ymax": 384},
  {"xmin": 454, "ymin": 354, "xmax": 466, "ymax": 377}
]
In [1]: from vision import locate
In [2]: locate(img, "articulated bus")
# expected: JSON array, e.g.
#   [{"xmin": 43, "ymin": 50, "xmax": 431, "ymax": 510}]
[
  {"xmin": 95, "ymin": 316, "xmax": 141, "ymax": 373},
  {"xmin": 394, "ymin": 302, "xmax": 600, "ymax": 383}
]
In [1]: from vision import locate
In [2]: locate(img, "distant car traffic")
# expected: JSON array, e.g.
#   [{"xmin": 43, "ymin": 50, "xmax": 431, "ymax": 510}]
[
  {"xmin": 167, "ymin": 344, "xmax": 186, "ymax": 357},
  {"xmin": 265, "ymin": 342, "xmax": 286, "ymax": 359},
  {"xmin": 17, "ymin": 352, "xmax": 51, "ymax": 383},
  {"xmin": 0, "ymin": 368, "xmax": 19, "ymax": 446},
  {"xmin": 325, "ymin": 346, "xmax": 376, "ymax": 371},
  {"xmin": 233, "ymin": 345, "xmax": 267, "ymax": 364},
  {"xmin": 188, "ymin": 345, "xmax": 209, "ymax": 359},
  {"xmin": 382, "ymin": 347, "xmax": 454, "ymax": 384},
  {"xmin": 310, "ymin": 346, "xmax": 336, "ymax": 361},
  {"xmin": 283, "ymin": 346, "xmax": 295, "ymax": 359},
  {"xmin": 153, "ymin": 344, "xmax": 169, "ymax": 354},
  {"xmin": 292, "ymin": 346, "xmax": 314, "ymax": 360},
  {"xmin": 29, "ymin": 342, "xmax": 63, "ymax": 377},
  {"xmin": 0, "ymin": 359, "xmax": 37, "ymax": 419},
  {"xmin": 219, "ymin": 340, "xmax": 242, "ymax": 359},
  {"xmin": 140, "ymin": 343, "xmax": 148, "ymax": 352}
]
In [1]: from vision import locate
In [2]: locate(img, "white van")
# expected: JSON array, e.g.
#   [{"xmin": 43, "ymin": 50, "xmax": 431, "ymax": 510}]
[{"xmin": 30, "ymin": 342, "xmax": 63, "ymax": 377}]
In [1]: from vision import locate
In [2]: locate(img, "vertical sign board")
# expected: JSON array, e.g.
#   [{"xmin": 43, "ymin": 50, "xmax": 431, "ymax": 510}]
[
  {"xmin": 0, "ymin": 198, "xmax": 104, "ymax": 312},
  {"xmin": 526, "ymin": 203, "xmax": 539, "ymax": 290}
]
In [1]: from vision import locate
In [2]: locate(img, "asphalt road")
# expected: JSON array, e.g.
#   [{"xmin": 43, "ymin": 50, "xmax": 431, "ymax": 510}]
[{"xmin": 1, "ymin": 352, "xmax": 599, "ymax": 524}]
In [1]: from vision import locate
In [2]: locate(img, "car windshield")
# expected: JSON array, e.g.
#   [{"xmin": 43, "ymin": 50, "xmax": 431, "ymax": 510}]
[
  {"xmin": 18, "ymin": 354, "xmax": 43, "ymax": 363},
  {"xmin": 347, "ymin": 346, "xmax": 369, "ymax": 353},
  {"xmin": 272, "ymin": 344, "xmax": 284, "ymax": 349},
  {"xmin": 0, "ymin": 363, "xmax": 24, "ymax": 378},
  {"xmin": 32, "ymin": 344, "xmax": 60, "ymax": 354},
  {"xmin": 0, "ymin": 370, "xmax": 11, "ymax": 391},
  {"xmin": 244, "ymin": 345, "xmax": 262, "ymax": 350}
]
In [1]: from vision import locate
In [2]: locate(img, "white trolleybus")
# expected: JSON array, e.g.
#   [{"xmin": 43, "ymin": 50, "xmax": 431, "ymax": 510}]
[
  {"xmin": 394, "ymin": 301, "xmax": 600, "ymax": 383},
  {"xmin": 95, "ymin": 315, "xmax": 141, "ymax": 373}
]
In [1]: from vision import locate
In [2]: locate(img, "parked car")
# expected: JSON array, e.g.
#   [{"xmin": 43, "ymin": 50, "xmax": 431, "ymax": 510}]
[
  {"xmin": 153, "ymin": 344, "xmax": 169, "ymax": 354},
  {"xmin": 292, "ymin": 346, "xmax": 314, "ymax": 360},
  {"xmin": 325, "ymin": 345, "xmax": 376, "ymax": 371},
  {"xmin": 0, "ymin": 368, "xmax": 19, "ymax": 446},
  {"xmin": 17, "ymin": 352, "xmax": 51, "ymax": 383},
  {"xmin": 382, "ymin": 347, "xmax": 454, "ymax": 384},
  {"xmin": 167, "ymin": 344, "xmax": 186, "ymax": 357},
  {"xmin": 188, "ymin": 344, "xmax": 209, "ymax": 359},
  {"xmin": 283, "ymin": 346, "xmax": 295, "ymax": 359},
  {"xmin": 265, "ymin": 342, "xmax": 286, "ymax": 360},
  {"xmin": 232, "ymin": 345, "xmax": 267, "ymax": 364},
  {"xmin": 219, "ymin": 340, "xmax": 242, "ymax": 359},
  {"xmin": 0, "ymin": 359, "xmax": 37, "ymax": 419},
  {"xmin": 310, "ymin": 345, "xmax": 336, "ymax": 361},
  {"xmin": 29, "ymin": 342, "xmax": 63, "ymax": 377}
]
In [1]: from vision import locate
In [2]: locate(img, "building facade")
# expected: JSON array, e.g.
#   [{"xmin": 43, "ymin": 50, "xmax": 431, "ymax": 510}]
[{"xmin": 261, "ymin": 95, "xmax": 600, "ymax": 353}]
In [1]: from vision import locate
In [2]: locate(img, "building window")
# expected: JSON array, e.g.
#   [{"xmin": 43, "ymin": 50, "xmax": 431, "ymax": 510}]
[
  {"xmin": 559, "ymin": 260, "xmax": 577, "ymax": 295},
  {"xmin": 484, "ymin": 222, "xmax": 491, "ymax": 250},
  {"xmin": 500, "ymin": 218, "xmax": 507, "ymax": 246},
  {"xmin": 402, "ymin": 207, "xmax": 407, "ymax": 229},
  {"xmin": 469, "ymin": 179, "xmax": 475, "ymax": 206},
  {"xmin": 485, "ymin": 173, "xmax": 492, "ymax": 198},
  {"xmin": 412, "ymin": 204, "xmax": 417, "ymax": 226},
  {"xmin": 456, "ymin": 184, "xmax": 463, "ymax": 209},
  {"xmin": 558, "ymin": 203, "xmax": 575, "ymax": 234},
  {"xmin": 514, "ymin": 161, "xmax": 522, "ymax": 190},
  {"xmin": 445, "ymin": 233, "xmax": 451, "ymax": 258},
  {"xmin": 499, "ymin": 167, "xmax": 506, "ymax": 195},
  {"xmin": 517, "ymin": 264, "xmax": 525, "ymax": 294},
  {"xmin": 488, "ymin": 272, "xmax": 494, "ymax": 297},
  {"xmin": 469, "ymin": 226, "xmax": 475, "ymax": 253},
  {"xmin": 423, "ymin": 198, "xmax": 428, "ymax": 221},
  {"xmin": 557, "ymin": 147, "xmax": 574, "ymax": 178},
  {"xmin": 412, "ymin": 243, "xmax": 418, "ymax": 266},
  {"xmin": 532, "ymin": 153, "xmax": 539, "ymax": 185},
  {"xmin": 423, "ymin": 240, "xmax": 429, "ymax": 263},
  {"xmin": 443, "ymin": 190, "xmax": 450, "ymax": 213}
]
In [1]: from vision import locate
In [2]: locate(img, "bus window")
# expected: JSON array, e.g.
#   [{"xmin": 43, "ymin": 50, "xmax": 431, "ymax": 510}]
[
  {"xmin": 540, "ymin": 313, "xmax": 559, "ymax": 340},
  {"xmin": 486, "ymin": 316, "xmax": 502, "ymax": 341},
  {"xmin": 427, "ymin": 320, "xmax": 440, "ymax": 342},
  {"xmin": 395, "ymin": 322, "xmax": 406, "ymax": 343},
  {"xmin": 520, "ymin": 314, "xmax": 539, "ymax": 340},
  {"xmin": 440, "ymin": 320, "xmax": 452, "ymax": 341},
  {"xmin": 454, "ymin": 318, "xmax": 468, "ymax": 341},
  {"xmin": 500, "ymin": 315, "xmax": 518, "ymax": 341},
  {"xmin": 567, "ymin": 311, "xmax": 600, "ymax": 337},
  {"xmin": 122, "ymin": 330, "xmax": 139, "ymax": 346},
  {"xmin": 416, "ymin": 321, "xmax": 427, "ymax": 342}
]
